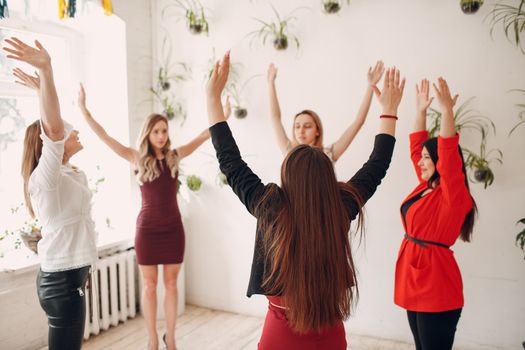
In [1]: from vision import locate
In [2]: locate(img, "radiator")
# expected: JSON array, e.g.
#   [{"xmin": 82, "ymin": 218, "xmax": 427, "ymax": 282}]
[{"xmin": 84, "ymin": 248, "xmax": 139, "ymax": 340}]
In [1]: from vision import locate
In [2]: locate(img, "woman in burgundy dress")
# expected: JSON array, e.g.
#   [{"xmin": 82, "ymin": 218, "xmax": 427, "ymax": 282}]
[{"xmin": 78, "ymin": 86, "xmax": 230, "ymax": 350}]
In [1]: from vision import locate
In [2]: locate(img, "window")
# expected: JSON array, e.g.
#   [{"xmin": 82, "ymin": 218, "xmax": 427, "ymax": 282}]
[{"xmin": 0, "ymin": 16, "xmax": 133, "ymax": 264}]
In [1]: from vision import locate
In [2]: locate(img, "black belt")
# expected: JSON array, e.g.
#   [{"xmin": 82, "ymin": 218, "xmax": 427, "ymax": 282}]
[{"xmin": 404, "ymin": 234, "xmax": 450, "ymax": 249}]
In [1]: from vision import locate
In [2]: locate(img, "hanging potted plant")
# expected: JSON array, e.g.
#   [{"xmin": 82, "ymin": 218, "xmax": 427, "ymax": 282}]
[
  {"xmin": 460, "ymin": 0, "xmax": 484, "ymax": 14},
  {"xmin": 516, "ymin": 219, "xmax": 525, "ymax": 259},
  {"xmin": 186, "ymin": 174, "xmax": 203, "ymax": 192},
  {"xmin": 205, "ymin": 50, "xmax": 242, "ymax": 97},
  {"xmin": 322, "ymin": 0, "xmax": 350, "ymax": 14},
  {"xmin": 162, "ymin": 0, "xmax": 209, "ymax": 35},
  {"xmin": 427, "ymin": 97, "xmax": 496, "ymax": 139},
  {"xmin": 225, "ymin": 74, "xmax": 261, "ymax": 119},
  {"xmin": 216, "ymin": 172, "xmax": 228, "ymax": 186},
  {"xmin": 463, "ymin": 135, "xmax": 503, "ymax": 188},
  {"xmin": 486, "ymin": 0, "xmax": 525, "ymax": 53},
  {"xmin": 247, "ymin": 4, "xmax": 304, "ymax": 51}
]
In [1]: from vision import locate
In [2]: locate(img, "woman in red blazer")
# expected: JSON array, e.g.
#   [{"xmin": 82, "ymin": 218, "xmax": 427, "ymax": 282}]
[{"xmin": 395, "ymin": 78, "xmax": 477, "ymax": 350}]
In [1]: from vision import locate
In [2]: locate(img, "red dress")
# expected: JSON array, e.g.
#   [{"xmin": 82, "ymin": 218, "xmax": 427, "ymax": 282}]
[
  {"xmin": 135, "ymin": 159, "xmax": 185, "ymax": 265},
  {"xmin": 394, "ymin": 131, "xmax": 473, "ymax": 312},
  {"xmin": 258, "ymin": 296, "xmax": 347, "ymax": 350}
]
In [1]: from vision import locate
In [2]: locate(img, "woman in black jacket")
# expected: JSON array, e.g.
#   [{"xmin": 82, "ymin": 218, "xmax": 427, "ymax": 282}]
[{"xmin": 206, "ymin": 51, "xmax": 404, "ymax": 350}]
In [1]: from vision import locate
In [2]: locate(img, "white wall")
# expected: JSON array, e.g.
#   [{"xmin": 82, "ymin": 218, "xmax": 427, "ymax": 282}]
[{"xmin": 148, "ymin": 0, "xmax": 525, "ymax": 349}]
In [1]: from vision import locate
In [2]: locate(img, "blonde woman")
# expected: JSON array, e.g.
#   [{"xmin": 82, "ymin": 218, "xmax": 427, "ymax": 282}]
[
  {"xmin": 78, "ymin": 85, "xmax": 230, "ymax": 350},
  {"xmin": 267, "ymin": 61, "xmax": 385, "ymax": 161},
  {"xmin": 5, "ymin": 38, "xmax": 96, "ymax": 350}
]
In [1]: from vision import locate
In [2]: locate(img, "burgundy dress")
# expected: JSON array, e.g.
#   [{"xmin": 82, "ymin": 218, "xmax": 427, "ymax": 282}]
[{"xmin": 135, "ymin": 159, "xmax": 185, "ymax": 265}]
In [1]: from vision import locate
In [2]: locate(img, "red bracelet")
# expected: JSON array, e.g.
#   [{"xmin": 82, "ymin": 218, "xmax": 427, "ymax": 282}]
[{"xmin": 380, "ymin": 114, "xmax": 398, "ymax": 120}]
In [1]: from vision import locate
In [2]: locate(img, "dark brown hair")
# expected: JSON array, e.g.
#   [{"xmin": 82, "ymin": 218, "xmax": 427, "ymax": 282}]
[{"xmin": 257, "ymin": 144, "xmax": 364, "ymax": 333}]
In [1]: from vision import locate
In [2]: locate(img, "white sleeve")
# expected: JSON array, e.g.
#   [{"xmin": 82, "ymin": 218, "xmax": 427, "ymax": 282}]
[{"xmin": 31, "ymin": 120, "xmax": 74, "ymax": 190}]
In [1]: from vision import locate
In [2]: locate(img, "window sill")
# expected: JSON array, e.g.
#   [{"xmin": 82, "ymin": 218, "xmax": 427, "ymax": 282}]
[{"xmin": 0, "ymin": 229, "xmax": 134, "ymax": 276}]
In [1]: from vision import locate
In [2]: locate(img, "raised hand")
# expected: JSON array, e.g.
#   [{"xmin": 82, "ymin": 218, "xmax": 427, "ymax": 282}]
[
  {"xmin": 433, "ymin": 77, "xmax": 458, "ymax": 112},
  {"xmin": 206, "ymin": 51, "xmax": 230, "ymax": 99},
  {"xmin": 3, "ymin": 38, "xmax": 51, "ymax": 70},
  {"xmin": 78, "ymin": 83, "xmax": 89, "ymax": 114},
  {"xmin": 13, "ymin": 68, "xmax": 40, "ymax": 91},
  {"xmin": 415, "ymin": 79, "xmax": 434, "ymax": 115},
  {"xmin": 267, "ymin": 63, "xmax": 278, "ymax": 84},
  {"xmin": 367, "ymin": 60, "xmax": 385, "ymax": 87},
  {"xmin": 373, "ymin": 67, "xmax": 406, "ymax": 116}
]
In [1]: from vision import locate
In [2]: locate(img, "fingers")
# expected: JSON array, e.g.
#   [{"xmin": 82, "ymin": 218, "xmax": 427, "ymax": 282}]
[
  {"xmin": 382, "ymin": 68, "xmax": 390, "ymax": 90},
  {"xmin": 452, "ymin": 94, "xmax": 459, "ymax": 106},
  {"xmin": 10, "ymin": 37, "xmax": 30, "ymax": 49},
  {"xmin": 399, "ymin": 77, "xmax": 406, "ymax": 95},
  {"xmin": 35, "ymin": 40, "xmax": 44, "ymax": 51},
  {"xmin": 4, "ymin": 38, "xmax": 25, "ymax": 51},
  {"xmin": 394, "ymin": 68, "xmax": 400, "ymax": 87}
]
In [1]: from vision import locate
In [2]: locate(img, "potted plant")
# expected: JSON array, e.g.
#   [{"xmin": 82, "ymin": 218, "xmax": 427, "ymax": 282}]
[
  {"xmin": 427, "ymin": 97, "xmax": 496, "ymax": 139},
  {"xmin": 149, "ymin": 89, "xmax": 186, "ymax": 121},
  {"xmin": 516, "ymin": 218, "xmax": 525, "ymax": 259},
  {"xmin": 486, "ymin": 0, "xmax": 525, "ymax": 53},
  {"xmin": 225, "ymin": 74, "xmax": 261, "ymax": 119},
  {"xmin": 162, "ymin": 0, "xmax": 209, "ymax": 35},
  {"xmin": 1, "ymin": 204, "xmax": 41, "ymax": 255},
  {"xmin": 186, "ymin": 174, "xmax": 203, "ymax": 192},
  {"xmin": 205, "ymin": 51, "xmax": 241, "ymax": 97},
  {"xmin": 460, "ymin": 0, "xmax": 484, "ymax": 14},
  {"xmin": 462, "ymin": 134, "xmax": 503, "ymax": 188},
  {"xmin": 247, "ymin": 4, "xmax": 304, "ymax": 51},
  {"xmin": 322, "ymin": 0, "xmax": 350, "ymax": 14}
]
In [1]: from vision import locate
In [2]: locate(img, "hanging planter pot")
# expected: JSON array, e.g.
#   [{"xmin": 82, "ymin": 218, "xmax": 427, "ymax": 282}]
[
  {"xmin": 323, "ymin": 1, "xmax": 341, "ymax": 14},
  {"xmin": 273, "ymin": 35, "xmax": 288, "ymax": 50},
  {"xmin": 460, "ymin": 0, "xmax": 484, "ymax": 14},
  {"xmin": 186, "ymin": 175, "xmax": 203, "ymax": 192},
  {"xmin": 234, "ymin": 107, "xmax": 248, "ymax": 119},
  {"xmin": 473, "ymin": 167, "xmax": 490, "ymax": 183},
  {"xmin": 189, "ymin": 22, "xmax": 205, "ymax": 35}
]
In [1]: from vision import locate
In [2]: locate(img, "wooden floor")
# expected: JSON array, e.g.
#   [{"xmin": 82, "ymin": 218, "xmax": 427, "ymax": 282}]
[{"xmin": 42, "ymin": 305, "xmax": 413, "ymax": 350}]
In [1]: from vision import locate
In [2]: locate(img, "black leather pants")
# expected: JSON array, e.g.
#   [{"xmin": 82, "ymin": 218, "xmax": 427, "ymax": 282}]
[{"xmin": 37, "ymin": 266, "xmax": 90, "ymax": 350}]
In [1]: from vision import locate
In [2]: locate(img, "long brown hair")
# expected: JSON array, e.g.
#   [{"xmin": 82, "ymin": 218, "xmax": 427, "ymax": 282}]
[
  {"xmin": 135, "ymin": 113, "xmax": 178, "ymax": 184},
  {"xmin": 257, "ymin": 144, "xmax": 364, "ymax": 333},
  {"xmin": 291, "ymin": 110, "xmax": 324, "ymax": 148},
  {"xmin": 21, "ymin": 120, "xmax": 43, "ymax": 218},
  {"xmin": 422, "ymin": 138, "xmax": 478, "ymax": 242}
]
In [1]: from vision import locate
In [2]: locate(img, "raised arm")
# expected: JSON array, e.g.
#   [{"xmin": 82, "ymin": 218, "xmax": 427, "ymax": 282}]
[
  {"xmin": 176, "ymin": 96, "xmax": 231, "ymax": 159},
  {"xmin": 78, "ymin": 84, "xmax": 137, "ymax": 164},
  {"xmin": 433, "ymin": 77, "xmax": 458, "ymax": 139},
  {"xmin": 207, "ymin": 52, "xmax": 267, "ymax": 216},
  {"xmin": 4, "ymin": 38, "xmax": 63, "ymax": 141},
  {"xmin": 344, "ymin": 67, "xmax": 404, "ymax": 215},
  {"xmin": 267, "ymin": 63, "xmax": 291, "ymax": 154},
  {"xmin": 433, "ymin": 78, "xmax": 469, "ymax": 207},
  {"xmin": 331, "ymin": 60, "xmax": 385, "ymax": 161},
  {"xmin": 409, "ymin": 79, "xmax": 434, "ymax": 182}
]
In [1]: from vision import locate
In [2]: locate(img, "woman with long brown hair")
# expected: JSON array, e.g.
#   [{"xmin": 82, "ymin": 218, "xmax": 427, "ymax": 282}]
[
  {"xmin": 207, "ymin": 52, "xmax": 404, "ymax": 349},
  {"xmin": 4, "ymin": 38, "xmax": 96, "ymax": 350},
  {"xmin": 77, "ymin": 86, "xmax": 230, "ymax": 350},
  {"xmin": 395, "ymin": 78, "xmax": 478, "ymax": 350},
  {"xmin": 267, "ymin": 61, "xmax": 384, "ymax": 161}
]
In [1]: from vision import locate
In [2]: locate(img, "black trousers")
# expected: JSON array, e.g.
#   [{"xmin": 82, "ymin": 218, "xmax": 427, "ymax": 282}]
[
  {"xmin": 37, "ymin": 266, "xmax": 90, "ymax": 350},
  {"xmin": 407, "ymin": 309, "xmax": 462, "ymax": 350}
]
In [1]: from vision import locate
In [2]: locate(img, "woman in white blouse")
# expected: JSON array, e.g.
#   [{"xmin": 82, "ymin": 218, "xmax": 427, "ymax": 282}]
[{"xmin": 4, "ymin": 38, "xmax": 97, "ymax": 350}]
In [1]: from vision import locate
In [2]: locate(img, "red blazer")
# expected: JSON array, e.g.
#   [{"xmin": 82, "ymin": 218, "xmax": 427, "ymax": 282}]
[{"xmin": 394, "ymin": 131, "xmax": 473, "ymax": 312}]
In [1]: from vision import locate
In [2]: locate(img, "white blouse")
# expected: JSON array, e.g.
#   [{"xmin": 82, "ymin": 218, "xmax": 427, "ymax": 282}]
[{"xmin": 30, "ymin": 121, "xmax": 98, "ymax": 272}]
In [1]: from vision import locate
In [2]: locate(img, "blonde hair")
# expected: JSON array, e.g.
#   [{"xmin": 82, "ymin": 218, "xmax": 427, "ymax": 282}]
[
  {"xmin": 291, "ymin": 110, "xmax": 324, "ymax": 148},
  {"xmin": 21, "ymin": 120, "xmax": 43, "ymax": 218},
  {"xmin": 135, "ymin": 114, "xmax": 178, "ymax": 184}
]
